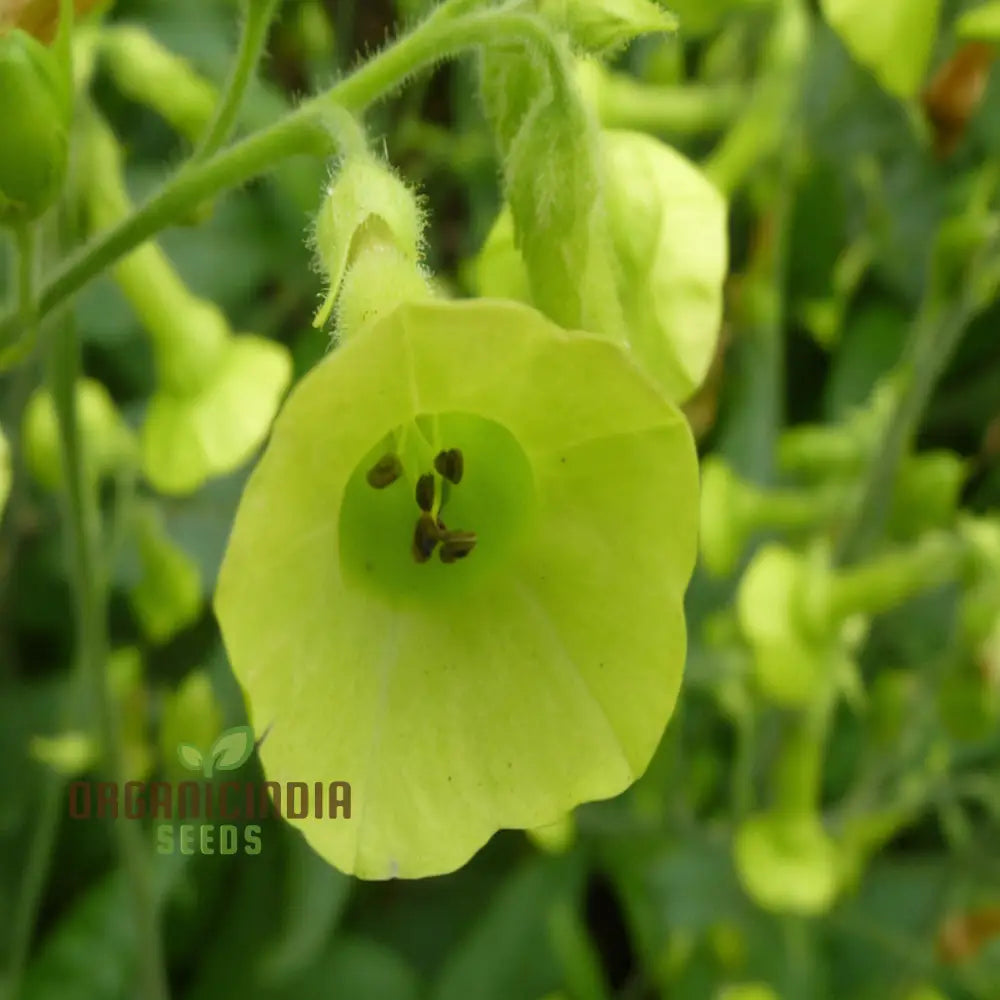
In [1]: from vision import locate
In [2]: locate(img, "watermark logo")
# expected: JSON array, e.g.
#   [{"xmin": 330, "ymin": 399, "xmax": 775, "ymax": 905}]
[
  {"xmin": 176, "ymin": 724, "xmax": 254, "ymax": 778},
  {"xmin": 67, "ymin": 725, "xmax": 351, "ymax": 857}
]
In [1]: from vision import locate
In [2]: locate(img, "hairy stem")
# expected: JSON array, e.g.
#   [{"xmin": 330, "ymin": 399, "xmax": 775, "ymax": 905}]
[
  {"xmin": 0, "ymin": 8, "xmax": 556, "ymax": 349},
  {"xmin": 194, "ymin": 0, "xmax": 283, "ymax": 161}
]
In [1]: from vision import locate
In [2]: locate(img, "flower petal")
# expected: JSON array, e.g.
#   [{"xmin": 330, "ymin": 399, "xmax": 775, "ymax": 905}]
[{"xmin": 216, "ymin": 299, "xmax": 698, "ymax": 877}]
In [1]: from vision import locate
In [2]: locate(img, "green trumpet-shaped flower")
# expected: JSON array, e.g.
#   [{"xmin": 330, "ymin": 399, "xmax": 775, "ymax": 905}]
[
  {"xmin": 473, "ymin": 130, "xmax": 727, "ymax": 404},
  {"xmin": 99, "ymin": 25, "xmax": 218, "ymax": 143},
  {"xmin": 734, "ymin": 810, "xmax": 839, "ymax": 916},
  {"xmin": 22, "ymin": 377, "xmax": 137, "ymax": 490},
  {"xmin": 215, "ymin": 298, "xmax": 699, "ymax": 878},
  {"xmin": 603, "ymin": 130, "xmax": 727, "ymax": 403},
  {"xmin": 81, "ymin": 113, "xmax": 293, "ymax": 495}
]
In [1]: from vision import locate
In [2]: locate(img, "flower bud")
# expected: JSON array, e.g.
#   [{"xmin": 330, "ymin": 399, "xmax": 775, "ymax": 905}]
[
  {"xmin": 312, "ymin": 155, "xmax": 425, "ymax": 329},
  {"xmin": 890, "ymin": 451, "xmax": 967, "ymax": 539},
  {"xmin": 335, "ymin": 243, "xmax": 433, "ymax": 342},
  {"xmin": 129, "ymin": 503, "xmax": 202, "ymax": 644},
  {"xmin": 699, "ymin": 457, "xmax": 844, "ymax": 578},
  {"xmin": 733, "ymin": 810, "xmax": 839, "ymax": 916},
  {"xmin": 22, "ymin": 377, "xmax": 137, "ymax": 491},
  {"xmin": 0, "ymin": 28, "xmax": 71, "ymax": 223}
]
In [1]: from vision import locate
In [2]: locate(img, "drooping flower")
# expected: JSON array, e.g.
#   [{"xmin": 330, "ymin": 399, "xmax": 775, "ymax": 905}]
[
  {"xmin": 81, "ymin": 113, "xmax": 292, "ymax": 496},
  {"xmin": 22, "ymin": 376, "xmax": 136, "ymax": 490},
  {"xmin": 215, "ymin": 297, "xmax": 698, "ymax": 878},
  {"xmin": 473, "ymin": 129, "xmax": 727, "ymax": 405}
]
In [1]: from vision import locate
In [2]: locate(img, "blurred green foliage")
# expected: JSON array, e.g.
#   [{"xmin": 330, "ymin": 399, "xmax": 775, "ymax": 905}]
[{"xmin": 1, "ymin": 0, "xmax": 1000, "ymax": 999}]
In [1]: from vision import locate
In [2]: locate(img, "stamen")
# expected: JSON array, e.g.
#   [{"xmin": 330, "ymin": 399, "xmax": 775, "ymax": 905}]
[
  {"xmin": 415, "ymin": 474, "xmax": 435, "ymax": 513},
  {"xmin": 434, "ymin": 448, "xmax": 464, "ymax": 485},
  {"xmin": 412, "ymin": 513, "xmax": 440, "ymax": 563},
  {"xmin": 439, "ymin": 529, "xmax": 476, "ymax": 563},
  {"xmin": 366, "ymin": 453, "xmax": 402, "ymax": 489}
]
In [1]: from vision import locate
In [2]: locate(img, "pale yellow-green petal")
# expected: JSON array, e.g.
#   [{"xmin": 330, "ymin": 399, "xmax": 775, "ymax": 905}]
[
  {"xmin": 142, "ymin": 335, "xmax": 292, "ymax": 495},
  {"xmin": 216, "ymin": 299, "xmax": 698, "ymax": 878},
  {"xmin": 604, "ymin": 130, "xmax": 727, "ymax": 403}
]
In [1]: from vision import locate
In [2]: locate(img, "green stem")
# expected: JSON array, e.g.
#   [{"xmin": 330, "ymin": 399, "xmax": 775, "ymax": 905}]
[
  {"xmin": 48, "ymin": 320, "xmax": 169, "ymax": 1000},
  {"xmin": 594, "ymin": 76, "xmax": 742, "ymax": 135},
  {"xmin": 193, "ymin": 0, "xmax": 282, "ymax": 161},
  {"xmin": 753, "ymin": 484, "xmax": 845, "ymax": 531},
  {"xmin": 774, "ymin": 696, "xmax": 830, "ymax": 817},
  {"xmin": 715, "ymin": 141, "xmax": 798, "ymax": 483},
  {"xmin": 827, "ymin": 531, "xmax": 965, "ymax": 621},
  {"xmin": 0, "ymin": 7, "xmax": 556, "ymax": 348},
  {"xmin": 833, "ymin": 229, "xmax": 1000, "ymax": 566},
  {"xmin": 0, "ymin": 222, "xmax": 58, "ymax": 1000},
  {"xmin": 15, "ymin": 224, "xmax": 35, "ymax": 325},
  {"xmin": 704, "ymin": 0, "xmax": 808, "ymax": 195}
]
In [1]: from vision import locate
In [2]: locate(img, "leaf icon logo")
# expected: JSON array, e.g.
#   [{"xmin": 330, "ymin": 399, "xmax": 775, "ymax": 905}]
[
  {"xmin": 177, "ymin": 743, "xmax": 204, "ymax": 772},
  {"xmin": 176, "ymin": 725, "xmax": 255, "ymax": 778},
  {"xmin": 206, "ymin": 725, "xmax": 254, "ymax": 777}
]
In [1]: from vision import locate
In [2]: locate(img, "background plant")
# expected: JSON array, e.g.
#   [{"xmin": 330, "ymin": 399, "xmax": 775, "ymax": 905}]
[{"xmin": 0, "ymin": 0, "xmax": 999, "ymax": 999}]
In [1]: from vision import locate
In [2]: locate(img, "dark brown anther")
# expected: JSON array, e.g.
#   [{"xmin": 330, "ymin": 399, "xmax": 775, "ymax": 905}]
[
  {"xmin": 439, "ymin": 529, "xmax": 476, "ymax": 564},
  {"xmin": 415, "ymin": 473, "xmax": 435, "ymax": 512},
  {"xmin": 412, "ymin": 513, "xmax": 440, "ymax": 563},
  {"xmin": 366, "ymin": 453, "xmax": 402, "ymax": 489},
  {"xmin": 434, "ymin": 448, "xmax": 464, "ymax": 485}
]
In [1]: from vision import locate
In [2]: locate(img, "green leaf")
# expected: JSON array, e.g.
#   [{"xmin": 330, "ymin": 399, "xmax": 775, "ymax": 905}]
[
  {"xmin": 820, "ymin": 0, "xmax": 942, "ymax": 98},
  {"xmin": 215, "ymin": 298, "xmax": 698, "ymax": 878},
  {"xmin": 21, "ymin": 857, "xmax": 185, "ymax": 1000},
  {"xmin": 431, "ymin": 857, "xmax": 583, "ymax": 1000},
  {"xmin": 478, "ymin": 34, "xmax": 625, "ymax": 338},
  {"xmin": 177, "ymin": 742, "xmax": 204, "ymax": 771},
  {"xmin": 208, "ymin": 724, "xmax": 255, "ymax": 772},
  {"xmin": 957, "ymin": 1, "xmax": 1000, "ymax": 41},
  {"xmin": 257, "ymin": 836, "xmax": 352, "ymax": 983}
]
